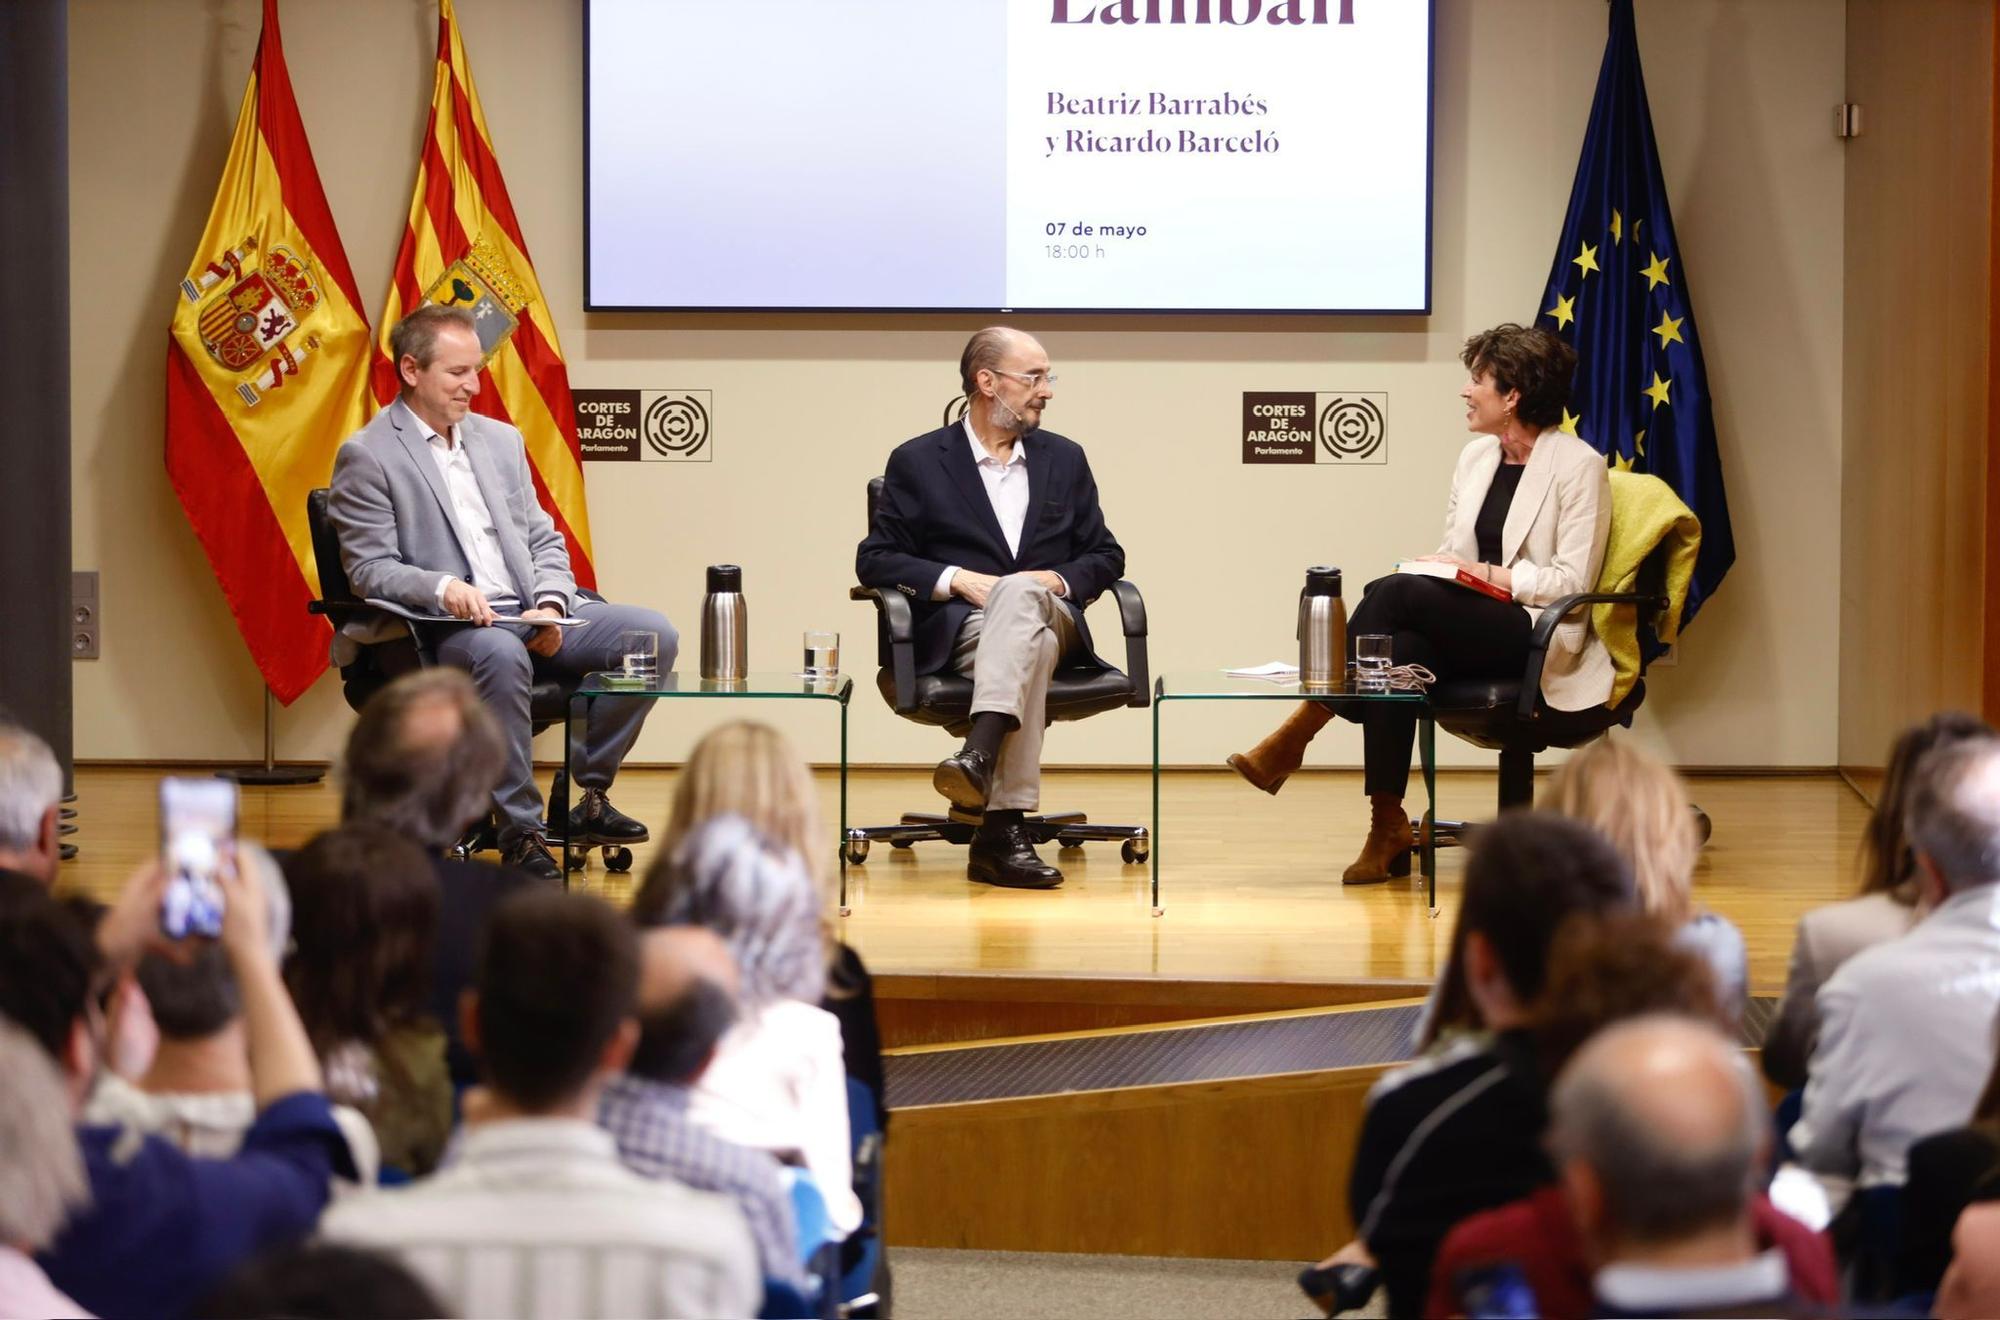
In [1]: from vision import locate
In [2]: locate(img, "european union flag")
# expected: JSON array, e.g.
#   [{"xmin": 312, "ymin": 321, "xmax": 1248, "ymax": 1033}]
[{"xmin": 1536, "ymin": 0, "xmax": 1734, "ymax": 626}]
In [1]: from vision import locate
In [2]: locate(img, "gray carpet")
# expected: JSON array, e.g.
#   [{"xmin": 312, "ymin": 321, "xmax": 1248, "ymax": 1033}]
[{"xmin": 888, "ymin": 1247, "xmax": 1380, "ymax": 1320}]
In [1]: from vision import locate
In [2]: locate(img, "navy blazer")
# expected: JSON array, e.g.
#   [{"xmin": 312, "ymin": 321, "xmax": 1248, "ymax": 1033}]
[{"xmin": 855, "ymin": 423, "xmax": 1124, "ymax": 676}]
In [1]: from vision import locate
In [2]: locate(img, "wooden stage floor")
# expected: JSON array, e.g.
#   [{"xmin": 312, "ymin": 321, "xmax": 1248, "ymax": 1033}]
[{"xmin": 60, "ymin": 766, "xmax": 1870, "ymax": 995}]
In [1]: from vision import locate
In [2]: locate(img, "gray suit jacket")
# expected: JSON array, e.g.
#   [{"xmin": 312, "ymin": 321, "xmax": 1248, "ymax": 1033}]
[{"xmin": 327, "ymin": 398, "xmax": 578, "ymax": 665}]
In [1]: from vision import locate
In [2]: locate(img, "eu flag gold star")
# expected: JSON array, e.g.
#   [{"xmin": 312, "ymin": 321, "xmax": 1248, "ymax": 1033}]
[
  {"xmin": 1652, "ymin": 311, "xmax": 1684, "ymax": 347},
  {"xmin": 1635, "ymin": 428, "xmax": 1647, "ymax": 456},
  {"xmin": 1641, "ymin": 372, "xmax": 1672, "ymax": 409},
  {"xmin": 1560, "ymin": 407, "xmax": 1581, "ymax": 435},
  {"xmin": 1546, "ymin": 294, "xmax": 1576, "ymax": 330},
  {"xmin": 1573, "ymin": 242, "xmax": 1600, "ymax": 278},
  {"xmin": 1611, "ymin": 450, "xmax": 1637, "ymax": 472},
  {"xmin": 1610, "ymin": 210, "xmax": 1623, "ymax": 245},
  {"xmin": 1640, "ymin": 252, "xmax": 1672, "ymax": 290}
]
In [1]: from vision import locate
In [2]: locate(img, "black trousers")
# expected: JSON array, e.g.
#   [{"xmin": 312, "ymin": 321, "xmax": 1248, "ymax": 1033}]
[{"xmin": 1344, "ymin": 573, "xmax": 1530, "ymax": 797}]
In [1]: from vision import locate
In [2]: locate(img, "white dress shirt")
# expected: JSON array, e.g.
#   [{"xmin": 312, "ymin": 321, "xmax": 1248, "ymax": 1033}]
[
  {"xmin": 414, "ymin": 416, "xmax": 520, "ymax": 606},
  {"xmin": 320, "ymin": 1117, "xmax": 759, "ymax": 1319},
  {"xmin": 933, "ymin": 420, "xmax": 1067, "ymax": 602},
  {"xmin": 1792, "ymin": 881, "xmax": 2000, "ymax": 1186}
]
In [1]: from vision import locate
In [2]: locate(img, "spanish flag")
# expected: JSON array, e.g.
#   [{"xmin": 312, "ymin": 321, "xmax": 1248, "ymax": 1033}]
[
  {"xmin": 166, "ymin": 0, "xmax": 374, "ymax": 705},
  {"xmin": 373, "ymin": 0, "xmax": 595, "ymax": 588}
]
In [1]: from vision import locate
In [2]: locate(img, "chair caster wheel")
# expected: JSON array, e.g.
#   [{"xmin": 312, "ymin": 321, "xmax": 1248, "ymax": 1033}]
[
  {"xmin": 890, "ymin": 840, "xmax": 915, "ymax": 851},
  {"xmin": 565, "ymin": 847, "xmax": 590, "ymax": 872},
  {"xmin": 1057, "ymin": 835, "xmax": 1084, "ymax": 851},
  {"xmin": 1692, "ymin": 806, "xmax": 1713, "ymax": 846},
  {"xmin": 843, "ymin": 838, "xmax": 870, "ymax": 866},
  {"xmin": 1121, "ymin": 837, "xmax": 1150, "ymax": 864},
  {"xmin": 603, "ymin": 846, "xmax": 633, "ymax": 873}
]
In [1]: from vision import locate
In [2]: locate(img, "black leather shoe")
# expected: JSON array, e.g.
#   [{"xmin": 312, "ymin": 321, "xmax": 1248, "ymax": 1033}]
[
  {"xmin": 501, "ymin": 832, "xmax": 563, "ymax": 883},
  {"xmin": 567, "ymin": 787, "xmax": 650, "ymax": 844},
  {"xmin": 967, "ymin": 823, "xmax": 1064, "ymax": 889},
  {"xmin": 933, "ymin": 746, "xmax": 995, "ymax": 811}
]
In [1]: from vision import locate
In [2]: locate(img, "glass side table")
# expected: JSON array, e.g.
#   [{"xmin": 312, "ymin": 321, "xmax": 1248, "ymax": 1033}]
[
  {"xmin": 556, "ymin": 671, "xmax": 857, "ymax": 909},
  {"xmin": 1151, "ymin": 673, "xmax": 1437, "ymax": 916}
]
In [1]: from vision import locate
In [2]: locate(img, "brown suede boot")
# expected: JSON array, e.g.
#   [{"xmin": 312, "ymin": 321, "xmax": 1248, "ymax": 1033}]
[
  {"xmin": 1342, "ymin": 794, "xmax": 1414, "ymax": 885},
  {"xmin": 1226, "ymin": 702, "xmax": 1334, "ymax": 795}
]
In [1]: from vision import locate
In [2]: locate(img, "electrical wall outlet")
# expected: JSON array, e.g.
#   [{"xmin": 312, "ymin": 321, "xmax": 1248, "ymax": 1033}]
[{"xmin": 71, "ymin": 572, "xmax": 99, "ymax": 660}]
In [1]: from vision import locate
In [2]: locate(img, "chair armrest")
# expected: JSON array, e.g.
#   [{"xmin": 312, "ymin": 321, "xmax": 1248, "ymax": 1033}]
[
  {"xmin": 849, "ymin": 586, "xmax": 919, "ymax": 713},
  {"xmin": 1516, "ymin": 589, "xmax": 1668, "ymax": 719},
  {"xmin": 307, "ymin": 599, "xmax": 377, "ymax": 624},
  {"xmin": 1106, "ymin": 580, "xmax": 1150, "ymax": 707}
]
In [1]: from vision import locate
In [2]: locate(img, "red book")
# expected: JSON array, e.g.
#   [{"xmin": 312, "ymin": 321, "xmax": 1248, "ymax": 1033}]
[{"xmin": 1395, "ymin": 559, "xmax": 1514, "ymax": 604}]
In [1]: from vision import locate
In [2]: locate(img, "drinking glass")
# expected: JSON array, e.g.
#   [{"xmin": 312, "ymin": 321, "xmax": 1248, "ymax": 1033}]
[
  {"xmin": 1353, "ymin": 633, "xmax": 1393, "ymax": 694},
  {"xmin": 803, "ymin": 630, "xmax": 840, "ymax": 679},
  {"xmin": 618, "ymin": 629, "xmax": 660, "ymax": 683}
]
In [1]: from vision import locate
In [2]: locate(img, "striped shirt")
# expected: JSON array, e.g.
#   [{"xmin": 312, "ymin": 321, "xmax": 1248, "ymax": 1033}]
[{"xmin": 320, "ymin": 1117, "xmax": 759, "ymax": 1319}]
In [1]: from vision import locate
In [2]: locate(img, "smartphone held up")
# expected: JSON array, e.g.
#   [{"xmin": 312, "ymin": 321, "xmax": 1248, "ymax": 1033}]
[{"xmin": 158, "ymin": 776, "xmax": 236, "ymax": 940}]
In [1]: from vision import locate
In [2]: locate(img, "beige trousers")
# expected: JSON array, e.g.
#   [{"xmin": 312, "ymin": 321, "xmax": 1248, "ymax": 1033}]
[{"xmin": 949, "ymin": 574, "xmax": 1084, "ymax": 812}]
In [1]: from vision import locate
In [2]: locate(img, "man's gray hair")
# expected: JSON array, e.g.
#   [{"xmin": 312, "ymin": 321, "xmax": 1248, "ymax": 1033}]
[
  {"xmin": 0, "ymin": 722, "xmax": 61, "ymax": 853},
  {"xmin": 389, "ymin": 303, "xmax": 479, "ymax": 378},
  {"xmin": 0, "ymin": 1016, "xmax": 87, "ymax": 1248},
  {"xmin": 1904, "ymin": 735, "xmax": 2000, "ymax": 893},
  {"xmin": 958, "ymin": 326, "xmax": 1018, "ymax": 397},
  {"xmin": 339, "ymin": 668, "xmax": 505, "ymax": 849},
  {"xmin": 1547, "ymin": 1014, "xmax": 1764, "ymax": 1243}
]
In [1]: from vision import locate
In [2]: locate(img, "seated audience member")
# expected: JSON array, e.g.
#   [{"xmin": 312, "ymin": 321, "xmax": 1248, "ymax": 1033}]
[
  {"xmin": 334, "ymin": 667, "xmax": 541, "ymax": 1086},
  {"xmin": 1764, "ymin": 711, "xmax": 1992, "ymax": 1090},
  {"xmin": 0, "ymin": 721, "xmax": 62, "ymax": 888},
  {"xmin": 321, "ymin": 889, "xmax": 759, "ymax": 1319},
  {"xmin": 0, "ymin": 859, "xmax": 350, "ymax": 1318},
  {"xmin": 651, "ymin": 720, "xmax": 889, "ymax": 1131},
  {"xmin": 633, "ymin": 815, "xmax": 861, "ymax": 1237},
  {"xmin": 1544, "ymin": 1016, "xmax": 1797, "ymax": 1318},
  {"xmin": 0, "ymin": 1018, "xmax": 90, "ymax": 1319},
  {"xmin": 1428, "ymin": 917, "xmax": 1836, "ymax": 1319},
  {"xmin": 199, "ymin": 1242, "xmax": 450, "ymax": 1320},
  {"xmin": 1333, "ymin": 813, "xmax": 1637, "ymax": 1319},
  {"xmin": 600, "ymin": 925, "xmax": 808, "ymax": 1291},
  {"xmin": 1895, "ymin": 1010, "xmax": 2000, "ymax": 1295},
  {"xmin": 284, "ymin": 826, "xmax": 451, "ymax": 1176},
  {"xmin": 1792, "ymin": 733, "xmax": 2000, "ymax": 1189},
  {"xmin": 1545, "ymin": 736, "xmax": 1748, "ymax": 1015}
]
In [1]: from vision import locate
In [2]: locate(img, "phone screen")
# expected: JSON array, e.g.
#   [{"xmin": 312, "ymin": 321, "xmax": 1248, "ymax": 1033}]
[{"xmin": 159, "ymin": 777, "xmax": 236, "ymax": 940}]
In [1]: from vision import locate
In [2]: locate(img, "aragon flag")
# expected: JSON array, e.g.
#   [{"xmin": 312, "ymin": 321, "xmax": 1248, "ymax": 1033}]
[
  {"xmin": 373, "ymin": 0, "xmax": 595, "ymax": 588},
  {"xmin": 1534, "ymin": 0, "xmax": 1735, "ymax": 627},
  {"xmin": 166, "ymin": 0, "xmax": 375, "ymax": 705}
]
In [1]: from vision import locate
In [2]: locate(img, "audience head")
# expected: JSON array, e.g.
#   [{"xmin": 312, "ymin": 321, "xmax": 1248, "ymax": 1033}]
[
  {"xmin": 340, "ymin": 668, "xmax": 505, "ymax": 850},
  {"xmin": 138, "ymin": 846, "xmax": 292, "ymax": 1044},
  {"xmin": 1544, "ymin": 736, "xmax": 1701, "ymax": 926},
  {"xmin": 0, "ymin": 721, "xmax": 63, "ymax": 886},
  {"xmin": 0, "ymin": 873, "xmax": 105, "ymax": 1104},
  {"xmin": 1459, "ymin": 323, "xmax": 1578, "ymax": 432},
  {"xmin": 1866, "ymin": 712, "xmax": 1993, "ymax": 898},
  {"xmin": 1904, "ymin": 734, "xmax": 2000, "ymax": 901},
  {"xmin": 283, "ymin": 826, "xmax": 439, "ymax": 1057},
  {"xmin": 656, "ymin": 719, "xmax": 826, "ymax": 898},
  {"xmin": 1547, "ymin": 1015, "xmax": 1765, "ymax": 1256},
  {"xmin": 1529, "ymin": 912, "xmax": 1727, "ymax": 1080},
  {"xmin": 632, "ymin": 814, "xmax": 827, "ymax": 1007},
  {"xmin": 1422, "ymin": 812, "xmax": 1637, "ymax": 1046},
  {"xmin": 200, "ymin": 1241, "xmax": 453, "ymax": 1319},
  {"xmin": 0, "ymin": 1016, "xmax": 88, "ymax": 1253},
  {"xmin": 468, "ymin": 889, "xmax": 639, "ymax": 1113},
  {"xmin": 627, "ymin": 926, "xmax": 741, "ymax": 1087}
]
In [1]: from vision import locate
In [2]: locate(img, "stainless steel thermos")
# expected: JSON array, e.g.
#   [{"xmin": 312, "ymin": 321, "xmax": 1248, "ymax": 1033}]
[
  {"xmin": 699, "ymin": 564, "xmax": 748, "ymax": 680},
  {"xmin": 1298, "ymin": 566, "xmax": 1347, "ymax": 692}
]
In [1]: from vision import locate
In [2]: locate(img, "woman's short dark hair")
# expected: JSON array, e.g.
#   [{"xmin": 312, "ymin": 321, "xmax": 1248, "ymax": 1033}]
[
  {"xmin": 1529, "ymin": 912, "xmax": 1726, "ymax": 1080},
  {"xmin": 1460, "ymin": 323, "xmax": 1579, "ymax": 431},
  {"xmin": 283, "ymin": 827, "xmax": 438, "ymax": 1057},
  {"xmin": 1861, "ymin": 711, "xmax": 1992, "ymax": 900}
]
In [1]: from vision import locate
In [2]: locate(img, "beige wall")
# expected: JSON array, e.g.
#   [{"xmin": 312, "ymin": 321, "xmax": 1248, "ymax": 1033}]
[
  {"xmin": 1838, "ymin": 0, "xmax": 1993, "ymax": 774},
  {"xmin": 69, "ymin": 0, "xmax": 1846, "ymax": 770}
]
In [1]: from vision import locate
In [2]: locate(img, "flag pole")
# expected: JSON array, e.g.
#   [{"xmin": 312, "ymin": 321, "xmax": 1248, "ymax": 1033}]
[{"xmin": 217, "ymin": 686, "xmax": 323, "ymax": 787}]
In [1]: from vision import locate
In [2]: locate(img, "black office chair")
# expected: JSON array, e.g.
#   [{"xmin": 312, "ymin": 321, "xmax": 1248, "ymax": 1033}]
[
  {"xmin": 303, "ymin": 488, "xmax": 633, "ymax": 873},
  {"xmin": 842, "ymin": 477, "xmax": 1152, "ymax": 868},
  {"xmin": 1424, "ymin": 519, "xmax": 1710, "ymax": 846}
]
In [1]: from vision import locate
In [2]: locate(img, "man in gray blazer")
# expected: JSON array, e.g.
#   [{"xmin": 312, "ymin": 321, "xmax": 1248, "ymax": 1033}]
[{"xmin": 329, "ymin": 305, "xmax": 675, "ymax": 880}]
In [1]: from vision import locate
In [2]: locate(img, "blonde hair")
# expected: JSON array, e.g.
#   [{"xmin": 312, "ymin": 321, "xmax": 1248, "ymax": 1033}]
[
  {"xmin": 1543, "ymin": 736, "xmax": 1699, "ymax": 927},
  {"xmin": 658, "ymin": 721, "xmax": 825, "ymax": 901}
]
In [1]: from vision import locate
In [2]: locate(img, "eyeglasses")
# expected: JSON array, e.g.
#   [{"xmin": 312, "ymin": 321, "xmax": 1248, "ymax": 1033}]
[{"xmin": 991, "ymin": 369, "xmax": 1059, "ymax": 388}]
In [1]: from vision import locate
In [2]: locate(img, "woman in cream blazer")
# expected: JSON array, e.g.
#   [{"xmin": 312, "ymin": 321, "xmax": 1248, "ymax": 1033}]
[{"xmin": 1230, "ymin": 324, "xmax": 1613, "ymax": 883}]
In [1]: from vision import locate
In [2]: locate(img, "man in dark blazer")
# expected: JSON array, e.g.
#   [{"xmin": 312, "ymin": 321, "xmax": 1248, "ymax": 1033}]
[
  {"xmin": 329, "ymin": 305, "xmax": 673, "ymax": 880},
  {"xmin": 856, "ymin": 327, "xmax": 1123, "ymax": 888}
]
